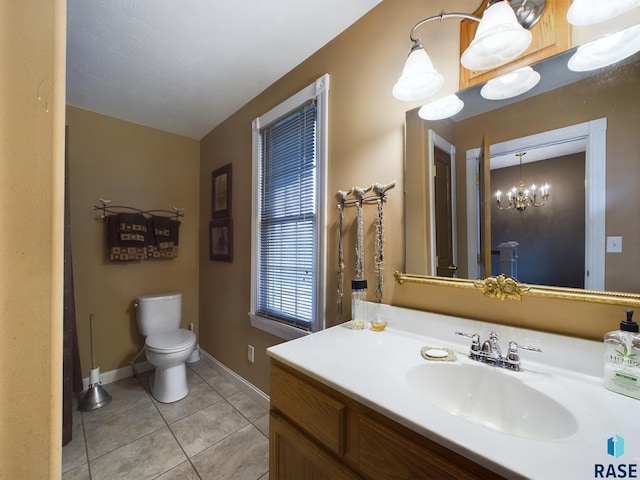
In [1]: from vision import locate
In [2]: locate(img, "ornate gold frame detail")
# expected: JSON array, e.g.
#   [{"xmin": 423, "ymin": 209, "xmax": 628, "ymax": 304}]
[{"xmin": 394, "ymin": 272, "xmax": 640, "ymax": 307}]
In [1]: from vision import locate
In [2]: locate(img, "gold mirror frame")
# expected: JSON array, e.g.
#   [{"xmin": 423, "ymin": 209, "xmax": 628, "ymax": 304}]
[{"xmin": 394, "ymin": 272, "xmax": 640, "ymax": 308}]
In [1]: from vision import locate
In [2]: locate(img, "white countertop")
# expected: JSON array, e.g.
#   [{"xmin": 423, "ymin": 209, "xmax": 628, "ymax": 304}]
[{"xmin": 267, "ymin": 303, "xmax": 640, "ymax": 480}]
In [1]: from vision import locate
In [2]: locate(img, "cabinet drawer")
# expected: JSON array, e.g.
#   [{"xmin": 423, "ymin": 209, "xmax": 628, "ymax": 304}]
[{"xmin": 271, "ymin": 364, "xmax": 347, "ymax": 456}]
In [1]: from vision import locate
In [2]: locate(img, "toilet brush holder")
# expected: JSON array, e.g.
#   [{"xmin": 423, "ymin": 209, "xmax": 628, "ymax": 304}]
[
  {"xmin": 78, "ymin": 314, "xmax": 112, "ymax": 411},
  {"xmin": 79, "ymin": 368, "xmax": 112, "ymax": 411}
]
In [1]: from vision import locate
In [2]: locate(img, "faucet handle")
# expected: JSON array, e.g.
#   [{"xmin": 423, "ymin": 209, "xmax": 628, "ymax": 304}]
[
  {"xmin": 505, "ymin": 341, "xmax": 542, "ymax": 371},
  {"xmin": 455, "ymin": 331, "xmax": 480, "ymax": 344},
  {"xmin": 455, "ymin": 331, "xmax": 481, "ymax": 359}
]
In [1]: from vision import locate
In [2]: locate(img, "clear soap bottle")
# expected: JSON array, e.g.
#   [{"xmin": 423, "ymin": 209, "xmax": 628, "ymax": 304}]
[
  {"xmin": 350, "ymin": 279, "xmax": 367, "ymax": 329},
  {"xmin": 604, "ymin": 310, "xmax": 640, "ymax": 399}
]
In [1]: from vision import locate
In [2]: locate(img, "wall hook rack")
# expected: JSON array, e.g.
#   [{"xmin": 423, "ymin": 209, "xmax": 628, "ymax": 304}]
[
  {"xmin": 93, "ymin": 198, "xmax": 185, "ymax": 223},
  {"xmin": 335, "ymin": 180, "xmax": 396, "ymax": 208}
]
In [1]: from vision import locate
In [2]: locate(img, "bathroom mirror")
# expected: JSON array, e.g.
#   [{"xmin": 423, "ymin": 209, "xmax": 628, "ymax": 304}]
[{"xmin": 403, "ymin": 48, "xmax": 640, "ymax": 301}]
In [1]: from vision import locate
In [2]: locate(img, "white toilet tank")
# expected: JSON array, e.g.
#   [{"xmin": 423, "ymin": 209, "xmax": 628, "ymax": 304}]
[{"xmin": 136, "ymin": 292, "xmax": 182, "ymax": 336}]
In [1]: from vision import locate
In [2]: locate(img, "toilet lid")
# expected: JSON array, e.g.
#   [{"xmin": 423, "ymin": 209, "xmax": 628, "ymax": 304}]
[{"xmin": 146, "ymin": 329, "xmax": 195, "ymax": 353}]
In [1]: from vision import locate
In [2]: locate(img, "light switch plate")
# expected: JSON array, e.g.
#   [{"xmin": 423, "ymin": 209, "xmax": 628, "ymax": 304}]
[{"xmin": 606, "ymin": 236, "xmax": 622, "ymax": 253}]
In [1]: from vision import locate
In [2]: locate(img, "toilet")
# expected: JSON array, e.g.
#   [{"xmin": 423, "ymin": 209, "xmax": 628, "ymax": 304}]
[{"xmin": 135, "ymin": 292, "xmax": 196, "ymax": 403}]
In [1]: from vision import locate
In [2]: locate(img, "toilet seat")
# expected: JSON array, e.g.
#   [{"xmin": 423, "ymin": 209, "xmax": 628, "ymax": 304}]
[{"xmin": 146, "ymin": 329, "xmax": 195, "ymax": 353}]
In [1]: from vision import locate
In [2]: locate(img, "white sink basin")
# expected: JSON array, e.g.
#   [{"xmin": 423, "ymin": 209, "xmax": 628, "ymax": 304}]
[{"xmin": 406, "ymin": 362, "xmax": 579, "ymax": 440}]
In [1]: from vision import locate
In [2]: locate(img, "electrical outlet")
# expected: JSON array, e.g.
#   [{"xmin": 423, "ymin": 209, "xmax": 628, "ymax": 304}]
[
  {"xmin": 607, "ymin": 236, "xmax": 622, "ymax": 253},
  {"xmin": 247, "ymin": 345, "xmax": 255, "ymax": 363}
]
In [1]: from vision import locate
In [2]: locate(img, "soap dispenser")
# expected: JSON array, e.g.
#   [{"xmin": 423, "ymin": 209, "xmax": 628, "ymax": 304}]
[{"xmin": 604, "ymin": 310, "xmax": 640, "ymax": 399}]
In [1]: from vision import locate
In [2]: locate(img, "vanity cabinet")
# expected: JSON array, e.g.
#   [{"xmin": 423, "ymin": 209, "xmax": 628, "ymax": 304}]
[{"xmin": 270, "ymin": 360, "xmax": 504, "ymax": 480}]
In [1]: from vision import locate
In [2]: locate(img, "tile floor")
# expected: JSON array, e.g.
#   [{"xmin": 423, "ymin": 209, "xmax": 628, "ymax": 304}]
[{"xmin": 62, "ymin": 356, "xmax": 270, "ymax": 480}]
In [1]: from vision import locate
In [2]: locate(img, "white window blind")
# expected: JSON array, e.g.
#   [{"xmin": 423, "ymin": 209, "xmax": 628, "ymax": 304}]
[
  {"xmin": 250, "ymin": 74, "xmax": 328, "ymax": 339},
  {"xmin": 257, "ymin": 101, "xmax": 317, "ymax": 329}
]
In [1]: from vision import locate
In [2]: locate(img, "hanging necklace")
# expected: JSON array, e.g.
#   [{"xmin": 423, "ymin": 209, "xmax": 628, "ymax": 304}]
[
  {"xmin": 372, "ymin": 181, "xmax": 395, "ymax": 302},
  {"xmin": 353, "ymin": 185, "xmax": 371, "ymax": 280}
]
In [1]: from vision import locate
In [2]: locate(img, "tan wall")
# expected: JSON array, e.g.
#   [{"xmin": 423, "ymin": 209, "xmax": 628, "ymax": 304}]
[
  {"xmin": 0, "ymin": 0, "xmax": 637, "ymax": 479},
  {"xmin": 0, "ymin": 0, "xmax": 66, "ymax": 478},
  {"xmin": 4, "ymin": 1, "xmax": 640, "ymax": 477},
  {"xmin": 198, "ymin": 0, "xmax": 640, "ymax": 396},
  {"xmin": 66, "ymin": 106, "xmax": 200, "ymax": 375}
]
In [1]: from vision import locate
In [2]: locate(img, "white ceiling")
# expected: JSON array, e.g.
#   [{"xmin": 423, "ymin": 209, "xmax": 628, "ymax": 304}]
[{"xmin": 66, "ymin": 1, "xmax": 382, "ymax": 140}]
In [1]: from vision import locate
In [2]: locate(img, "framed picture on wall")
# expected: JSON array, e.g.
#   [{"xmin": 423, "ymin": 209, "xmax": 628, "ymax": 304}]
[
  {"xmin": 209, "ymin": 218, "xmax": 233, "ymax": 262},
  {"xmin": 211, "ymin": 163, "xmax": 232, "ymax": 218}
]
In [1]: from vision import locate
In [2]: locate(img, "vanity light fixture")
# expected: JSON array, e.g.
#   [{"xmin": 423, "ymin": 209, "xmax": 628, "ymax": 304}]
[
  {"xmin": 567, "ymin": 0, "xmax": 640, "ymax": 26},
  {"xmin": 480, "ymin": 66, "xmax": 541, "ymax": 100},
  {"xmin": 496, "ymin": 152, "xmax": 550, "ymax": 212},
  {"xmin": 393, "ymin": 0, "xmax": 544, "ymax": 102},
  {"xmin": 392, "ymin": 43, "xmax": 444, "ymax": 101},
  {"xmin": 418, "ymin": 94, "xmax": 464, "ymax": 120},
  {"xmin": 567, "ymin": 23, "xmax": 640, "ymax": 72},
  {"xmin": 460, "ymin": 1, "xmax": 533, "ymax": 71}
]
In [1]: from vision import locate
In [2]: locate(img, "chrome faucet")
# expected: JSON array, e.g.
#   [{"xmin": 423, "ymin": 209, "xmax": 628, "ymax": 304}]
[{"xmin": 455, "ymin": 330, "xmax": 541, "ymax": 371}]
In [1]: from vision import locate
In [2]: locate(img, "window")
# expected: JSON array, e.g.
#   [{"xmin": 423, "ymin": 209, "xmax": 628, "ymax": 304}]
[{"xmin": 250, "ymin": 74, "xmax": 329, "ymax": 340}]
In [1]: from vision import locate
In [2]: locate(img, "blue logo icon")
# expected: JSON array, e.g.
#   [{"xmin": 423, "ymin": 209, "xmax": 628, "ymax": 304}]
[{"xmin": 608, "ymin": 435, "xmax": 625, "ymax": 459}]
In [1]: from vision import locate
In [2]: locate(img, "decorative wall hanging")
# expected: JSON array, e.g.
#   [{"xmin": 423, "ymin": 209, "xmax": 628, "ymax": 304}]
[
  {"xmin": 211, "ymin": 163, "xmax": 232, "ymax": 218},
  {"xmin": 94, "ymin": 199, "xmax": 184, "ymax": 262},
  {"xmin": 209, "ymin": 218, "xmax": 233, "ymax": 262}
]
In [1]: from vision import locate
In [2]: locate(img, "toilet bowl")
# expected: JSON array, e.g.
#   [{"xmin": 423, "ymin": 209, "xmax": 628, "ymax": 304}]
[
  {"xmin": 136, "ymin": 293, "xmax": 196, "ymax": 403},
  {"xmin": 145, "ymin": 329, "xmax": 195, "ymax": 403}
]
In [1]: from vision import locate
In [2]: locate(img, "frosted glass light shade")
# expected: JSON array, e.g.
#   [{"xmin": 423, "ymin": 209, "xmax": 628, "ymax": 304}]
[
  {"xmin": 568, "ymin": 24, "xmax": 640, "ymax": 71},
  {"xmin": 480, "ymin": 66, "xmax": 541, "ymax": 99},
  {"xmin": 418, "ymin": 94, "xmax": 464, "ymax": 120},
  {"xmin": 392, "ymin": 46, "xmax": 444, "ymax": 101},
  {"xmin": 567, "ymin": 0, "xmax": 640, "ymax": 26},
  {"xmin": 461, "ymin": 1, "xmax": 532, "ymax": 71}
]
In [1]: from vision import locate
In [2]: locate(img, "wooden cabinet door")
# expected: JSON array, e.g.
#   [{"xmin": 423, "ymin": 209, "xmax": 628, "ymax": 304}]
[
  {"xmin": 357, "ymin": 415, "xmax": 500, "ymax": 480},
  {"xmin": 270, "ymin": 412, "xmax": 362, "ymax": 480}
]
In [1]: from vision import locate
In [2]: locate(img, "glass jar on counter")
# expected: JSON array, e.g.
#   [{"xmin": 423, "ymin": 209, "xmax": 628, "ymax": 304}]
[{"xmin": 350, "ymin": 279, "xmax": 367, "ymax": 329}]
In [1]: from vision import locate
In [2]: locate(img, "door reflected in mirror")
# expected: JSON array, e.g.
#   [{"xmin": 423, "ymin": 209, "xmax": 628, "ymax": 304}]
[{"xmin": 405, "ymin": 50, "xmax": 640, "ymax": 294}]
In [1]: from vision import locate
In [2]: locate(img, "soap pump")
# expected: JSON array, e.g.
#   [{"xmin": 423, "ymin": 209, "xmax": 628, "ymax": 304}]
[{"xmin": 603, "ymin": 310, "xmax": 640, "ymax": 400}]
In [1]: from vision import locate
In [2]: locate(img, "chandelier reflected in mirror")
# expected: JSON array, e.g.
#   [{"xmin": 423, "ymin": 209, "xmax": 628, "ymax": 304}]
[{"xmin": 495, "ymin": 152, "xmax": 550, "ymax": 212}]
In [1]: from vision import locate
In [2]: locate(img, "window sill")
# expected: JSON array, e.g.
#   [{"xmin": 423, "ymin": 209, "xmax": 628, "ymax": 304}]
[{"xmin": 249, "ymin": 313, "xmax": 311, "ymax": 341}]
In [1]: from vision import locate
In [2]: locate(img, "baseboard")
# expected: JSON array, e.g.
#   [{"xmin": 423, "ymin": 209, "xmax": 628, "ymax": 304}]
[
  {"xmin": 81, "ymin": 349, "xmax": 270, "ymax": 411},
  {"xmin": 198, "ymin": 349, "xmax": 270, "ymax": 411},
  {"xmin": 81, "ymin": 361, "xmax": 153, "ymax": 391}
]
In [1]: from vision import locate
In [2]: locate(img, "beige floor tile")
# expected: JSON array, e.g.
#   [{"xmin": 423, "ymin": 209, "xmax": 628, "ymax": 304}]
[
  {"xmin": 62, "ymin": 463, "xmax": 90, "ymax": 480},
  {"xmin": 253, "ymin": 413, "xmax": 269, "ymax": 438},
  {"xmin": 169, "ymin": 400, "xmax": 249, "ymax": 457},
  {"xmin": 64, "ymin": 361, "xmax": 269, "ymax": 479},
  {"xmin": 191, "ymin": 424, "xmax": 269, "ymax": 480},
  {"xmin": 156, "ymin": 460, "xmax": 200, "ymax": 479},
  {"xmin": 155, "ymin": 380, "xmax": 223, "ymax": 424},
  {"xmin": 84, "ymin": 401, "xmax": 165, "ymax": 459},
  {"xmin": 190, "ymin": 360, "xmax": 240, "ymax": 398},
  {"xmin": 62, "ymin": 410, "xmax": 87, "ymax": 473},
  {"xmin": 80, "ymin": 376, "xmax": 153, "ymax": 421},
  {"xmin": 226, "ymin": 391, "xmax": 267, "ymax": 422},
  {"xmin": 89, "ymin": 427, "xmax": 186, "ymax": 480}
]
